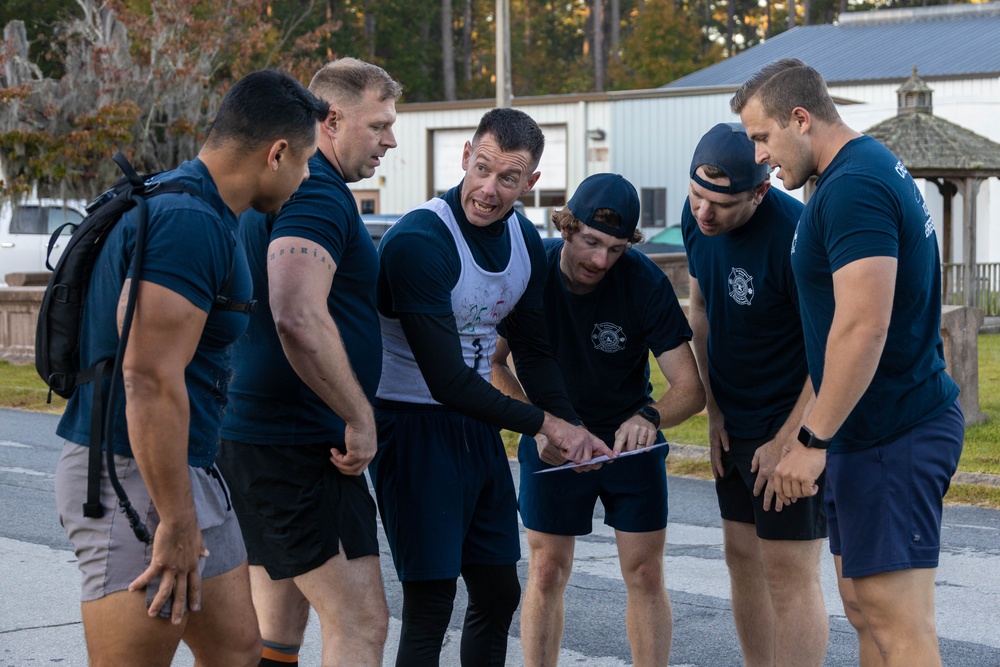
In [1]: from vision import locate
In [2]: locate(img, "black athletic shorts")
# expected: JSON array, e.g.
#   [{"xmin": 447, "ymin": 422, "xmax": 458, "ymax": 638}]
[
  {"xmin": 217, "ymin": 439, "xmax": 379, "ymax": 579},
  {"xmin": 715, "ymin": 435, "xmax": 827, "ymax": 541}
]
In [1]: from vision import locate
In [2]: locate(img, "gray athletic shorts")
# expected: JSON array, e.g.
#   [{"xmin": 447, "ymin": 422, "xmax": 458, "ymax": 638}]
[{"xmin": 55, "ymin": 441, "xmax": 246, "ymax": 613}]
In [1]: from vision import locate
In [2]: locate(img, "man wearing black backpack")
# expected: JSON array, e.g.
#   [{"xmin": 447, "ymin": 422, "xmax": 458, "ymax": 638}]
[
  {"xmin": 52, "ymin": 70, "xmax": 327, "ymax": 666},
  {"xmin": 217, "ymin": 58, "xmax": 401, "ymax": 667}
]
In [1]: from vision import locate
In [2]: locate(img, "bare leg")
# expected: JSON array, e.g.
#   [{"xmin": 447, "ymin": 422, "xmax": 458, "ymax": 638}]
[
  {"xmin": 721, "ymin": 520, "xmax": 774, "ymax": 666},
  {"xmin": 184, "ymin": 562, "xmax": 264, "ymax": 666},
  {"xmin": 758, "ymin": 538, "xmax": 828, "ymax": 667},
  {"xmin": 293, "ymin": 550, "xmax": 389, "ymax": 666},
  {"xmin": 616, "ymin": 529, "xmax": 671, "ymax": 667},
  {"xmin": 248, "ymin": 565, "xmax": 310, "ymax": 647},
  {"xmin": 520, "ymin": 529, "xmax": 576, "ymax": 667},
  {"xmin": 81, "ymin": 561, "xmax": 261, "ymax": 667},
  {"xmin": 846, "ymin": 564, "xmax": 942, "ymax": 667},
  {"xmin": 834, "ymin": 556, "xmax": 883, "ymax": 667}
]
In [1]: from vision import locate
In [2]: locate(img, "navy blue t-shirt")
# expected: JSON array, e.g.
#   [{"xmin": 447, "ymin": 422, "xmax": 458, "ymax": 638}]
[
  {"xmin": 528, "ymin": 238, "xmax": 692, "ymax": 442},
  {"xmin": 683, "ymin": 188, "xmax": 808, "ymax": 439},
  {"xmin": 57, "ymin": 158, "xmax": 252, "ymax": 467},
  {"xmin": 790, "ymin": 135, "xmax": 959, "ymax": 452},
  {"xmin": 221, "ymin": 150, "xmax": 381, "ymax": 445}
]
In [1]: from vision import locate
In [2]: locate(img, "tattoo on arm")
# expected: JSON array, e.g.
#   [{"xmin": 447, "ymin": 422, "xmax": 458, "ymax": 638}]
[
  {"xmin": 117, "ymin": 278, "xmax": 131, "ymax": 332},
  {"xmin": 268, "ymin": 244, "xmax": 333, "ymax": 270}
]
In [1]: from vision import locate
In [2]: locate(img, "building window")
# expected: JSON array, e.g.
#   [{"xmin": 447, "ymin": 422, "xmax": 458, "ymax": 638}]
[
  {"xmin": 518, "ymin": 191, "xmax": 566, "ymax": 209},
  {"xmin": 360, "ymin": 199, "xmax": 376, "ymax": 215},
  {"xmin": 641, "ymin": 188, "xmax": 667, "ymax": 228}
]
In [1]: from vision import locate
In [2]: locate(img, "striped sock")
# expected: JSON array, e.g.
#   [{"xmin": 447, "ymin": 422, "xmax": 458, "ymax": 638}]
[{"xmin": 259, "ymin": 639, "xmax": 299, "ymax": 666}]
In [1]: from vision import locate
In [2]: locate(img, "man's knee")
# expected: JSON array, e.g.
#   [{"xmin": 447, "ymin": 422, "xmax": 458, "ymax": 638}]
[
  {"xmin": 191, "ymin": 631, "xmax": 262, "ymax": 667},
  {"xmin": 760, "ymin": 545, "xmax": 821, "ymax": 605},
  {"xmin": 528, "ymin": 550, "xmax": 573, "ymax": 596},
  {"xmin": 621, "ymin": 554, "xmax": 665, "ymax": 594},
  {"xmin": 356, "ymin": 596, "xmax": 390, "ymax": 645},
  {"xmin": 722, "ymin": 523, "xmax": 763, "ymax": 577}
]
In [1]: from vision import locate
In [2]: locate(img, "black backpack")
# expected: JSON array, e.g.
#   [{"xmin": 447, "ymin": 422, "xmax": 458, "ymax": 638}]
[{"xmin": 35, "ymin": 152, "xmax": 254, "ymax": 542}]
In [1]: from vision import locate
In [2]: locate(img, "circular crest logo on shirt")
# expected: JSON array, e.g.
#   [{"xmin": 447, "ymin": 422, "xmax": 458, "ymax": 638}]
[
  {"xmin": 728, "ymin": 268, "xmax": 754, "ymax": 306},
  {"xmin": 592, "ymin": 322, "xmax": 626, "ymax": 353}
]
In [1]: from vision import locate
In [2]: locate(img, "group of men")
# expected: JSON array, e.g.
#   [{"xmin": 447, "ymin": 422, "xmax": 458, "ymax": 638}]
[{"xmin": 53, "ymin": 54, "xmax": 963, "ymax": 667}]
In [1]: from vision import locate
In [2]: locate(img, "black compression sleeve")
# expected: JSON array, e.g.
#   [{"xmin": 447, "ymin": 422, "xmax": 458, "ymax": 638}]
[
  {"xmin": 398, "ymin": 311, "xmax": 544, "ymax": 435},
  {"xmin": 503, "ymin": 306, "xmax": 582, "ymax": 423}
]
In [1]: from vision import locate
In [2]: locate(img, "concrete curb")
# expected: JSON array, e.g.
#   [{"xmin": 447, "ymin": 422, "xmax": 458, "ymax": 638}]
[{"xmin": 668, "ymin": 442, "xmax": 1000, "ymax": 488}]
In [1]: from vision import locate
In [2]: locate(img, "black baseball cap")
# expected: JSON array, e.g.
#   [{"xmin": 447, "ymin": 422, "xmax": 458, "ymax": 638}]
[
  {"xmin": 690, "ymin": 123, "xmax": 769, "ymax": 194},
  {"xmin": 566, "ymin": 173, "xmax": 640, "ymax": 240}
]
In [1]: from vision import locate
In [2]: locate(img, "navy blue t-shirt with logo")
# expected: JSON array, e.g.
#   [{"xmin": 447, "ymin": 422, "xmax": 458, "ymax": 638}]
[
  {"xmin": 790, "ymin": 135, "xmax": 959, "ymax": 452},
  {"xmin": 57, "ymin": 158, "xmax": 252, "ymax": 467},
  {"xmin": 682, "ymin": 187, "xmax": 807, "ymax": 440},
  {"xmin": 530, "ymin": 238, "xmax": 691, "ymax": 442}
]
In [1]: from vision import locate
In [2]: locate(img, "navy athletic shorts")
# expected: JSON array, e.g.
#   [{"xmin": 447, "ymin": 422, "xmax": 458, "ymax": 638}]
[
  {"xmin": 370, "ymin": 400, "xmax": 520, "ymax": 582},
  {"xmin": 517, "ymin": 432, "xmax": 669, "ymax": 536},
  {"xmin": 826, "ymin": 399, "xmax": 964, "ymax": 579},
  {"xmin": 716, "ymin": 435, "xmax": 828, "ymax": 541},
  {"xmin": 217, "ymin": 439, "xmax": 379, "ymax": 580}
]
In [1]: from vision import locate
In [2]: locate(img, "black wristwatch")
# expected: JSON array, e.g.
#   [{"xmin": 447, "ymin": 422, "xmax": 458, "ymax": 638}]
[
  {"xmin": 797, "ymin": 425, "xmax": 832, "ymax": 450},
  {"xmin": 636, "ymin": 405, "xmax": 661, "ymax": 429}
]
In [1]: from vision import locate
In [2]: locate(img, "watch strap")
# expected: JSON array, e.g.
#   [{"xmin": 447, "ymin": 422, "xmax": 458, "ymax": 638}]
[
  {"xmin": 636, "ymin": 405, "xmax": 660, "ymax": 429},
  {"xmin": 797, "ymin": 425, "xmax": 832, "ymax": 450}
]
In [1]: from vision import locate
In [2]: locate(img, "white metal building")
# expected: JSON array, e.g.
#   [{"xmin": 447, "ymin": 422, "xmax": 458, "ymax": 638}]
[{"xmin": 351, "ymin": 1, "xmax": 1000, "ymax": 259}]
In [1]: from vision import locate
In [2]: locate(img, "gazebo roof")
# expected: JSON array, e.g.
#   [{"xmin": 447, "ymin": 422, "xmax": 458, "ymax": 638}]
[
  {"xmin": 865, "ymin": 113, "xmax": 1000, "ymax": 177},
  {"xmin": 864, "ymin": 68, "xmax": 1000, "ymax": 178}
]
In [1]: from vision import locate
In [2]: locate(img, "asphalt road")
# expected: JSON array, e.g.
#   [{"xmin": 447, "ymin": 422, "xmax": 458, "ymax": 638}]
[{"xmin": 2, "ymin": 407, "xmax": 1000, "ymax": 666}]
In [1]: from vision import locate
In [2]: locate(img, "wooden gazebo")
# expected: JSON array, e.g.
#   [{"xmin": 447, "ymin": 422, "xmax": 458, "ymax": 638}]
[{"xmin": 865, "ymin": 68, "xmax": 1000, "ymax": 310}]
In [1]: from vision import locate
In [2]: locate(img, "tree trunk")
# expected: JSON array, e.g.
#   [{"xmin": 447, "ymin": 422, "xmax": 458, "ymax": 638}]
[
  {"xmin": 463, "ymin": 0, "xmax": 472, "ymax": 81},
  {"xmin": 727, "ymin": 0, "xmax": 735, "ymax": 55},
  {"xmin": 364, "ymin": 11, "xmax": 376, "ymax": 59},
  {"xmin": 441, "ymin": 0, "xmax": 456, "ymax": 100},
  {"xmin": 593, "ymin": 0, "xmax": 604, "ymax": 91},
  {"xmin": 610, "ymin": 0, "xmax": 620, "ymax": 61},
  {"xmin": 803, "ymin": 0, "xmax": 811, "ymax": 26},
  {"xmin": 787, "ymin": 0, "xmax": 796, "ymax": 29},
  {"xmin": 766, "ymin": 0, "xmax": 773, "ymax": 38}
]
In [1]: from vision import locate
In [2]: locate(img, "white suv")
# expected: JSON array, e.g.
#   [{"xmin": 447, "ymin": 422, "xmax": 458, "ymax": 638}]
[{"xmin": 0, "ymin": 198, "xmax": 87, "ymax": 285}]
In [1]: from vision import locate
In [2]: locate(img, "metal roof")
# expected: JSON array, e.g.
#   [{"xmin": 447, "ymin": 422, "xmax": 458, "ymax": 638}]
[{"xmin": 665, "ymin": 2, "xmax": 1000, "ymax": 88}]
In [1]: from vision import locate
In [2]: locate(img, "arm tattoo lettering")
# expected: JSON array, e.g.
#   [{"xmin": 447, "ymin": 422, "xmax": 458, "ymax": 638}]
[{"xmin": 268, "ymin": 244, "xmax": 334, "ymax": 270}]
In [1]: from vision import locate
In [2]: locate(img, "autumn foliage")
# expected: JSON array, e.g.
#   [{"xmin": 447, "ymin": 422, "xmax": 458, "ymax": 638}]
[{"xmin": 0, "ymin": 0, "xmax": 334, "ymax": 199}]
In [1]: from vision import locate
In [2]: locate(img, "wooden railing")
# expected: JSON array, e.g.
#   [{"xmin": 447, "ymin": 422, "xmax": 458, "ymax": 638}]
[{"xmin": 942, "ymin": 263, "xmax": 1000, "ymax": 316}]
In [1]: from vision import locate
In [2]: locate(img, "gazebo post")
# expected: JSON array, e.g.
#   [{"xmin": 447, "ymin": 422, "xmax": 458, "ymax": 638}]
[{"xmin": 960, "ymin": 178, "xmax": 982, "ymax": 308}]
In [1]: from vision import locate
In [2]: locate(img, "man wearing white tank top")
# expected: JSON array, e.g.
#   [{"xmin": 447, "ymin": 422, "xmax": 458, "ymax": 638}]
[{"xmin": 372, "ymin": 108, "xmax": 612, "ymax": 667}]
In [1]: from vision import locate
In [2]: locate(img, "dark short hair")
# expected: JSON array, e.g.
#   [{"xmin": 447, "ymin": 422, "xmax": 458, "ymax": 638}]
[
  {"xmin": 207, "ymin": 70, "xmax": 329, "ymax": 153},
  {"xmin": 472, "ymin": 108, "xmax": 545, "ymax": 167},
  {"xmin": 730, "ymin": 58, "xmax": 839, "ymax": 127},
  {"xmin": 309, "ymin": 57, "xmax": 403, "ymax": 105},
  {"xmin": 552, "ymin": 207, "xmax": 644, "ymax": 245}
]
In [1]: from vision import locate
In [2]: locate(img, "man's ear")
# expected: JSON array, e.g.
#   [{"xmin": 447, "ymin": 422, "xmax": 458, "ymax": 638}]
[
  {"xmin": 321, "ymin": 108, "xmax": 338, "ymax": 141},
  {"xmin": 268, "ymin": 139, "xmax": 291, "ymax": 171},
  {"xmin": 791, "ymin": 107, "xmax": 811, "ymax": 135},
  {"xmin": 753, "ymin": 180, "xmax": 771, "ymax": 205},
  {"xmin": 461, "ymin": 140, "xmax": 473, "ymax": 172},
  {"xmin": 521, "ymin": 170, "xmax": 541, "ymax": 194}
]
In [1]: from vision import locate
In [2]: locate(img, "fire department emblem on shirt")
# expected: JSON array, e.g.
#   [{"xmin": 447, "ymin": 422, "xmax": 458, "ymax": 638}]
[
  {"xmin": 729, "ymin": 268, "xmax": 754, "ymax": 306},
  {"xmin": 592, "ymin": 322, "xmax": 626, "ymax": 353}
]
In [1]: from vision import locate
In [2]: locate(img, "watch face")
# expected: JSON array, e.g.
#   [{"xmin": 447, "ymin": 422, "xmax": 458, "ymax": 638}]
[{"xmin": 640, "ymin": 406, "xmax": 659, "ymax": 427}]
